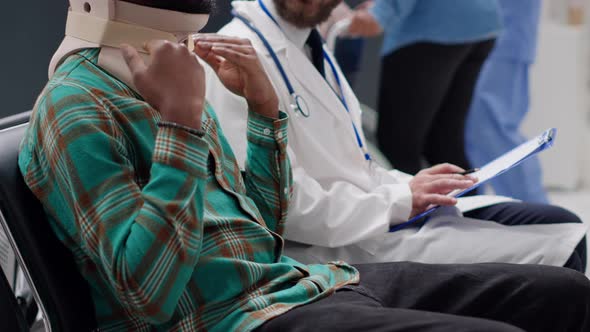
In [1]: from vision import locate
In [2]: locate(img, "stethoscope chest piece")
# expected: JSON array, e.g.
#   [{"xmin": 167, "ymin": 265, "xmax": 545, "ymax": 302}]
[
  {"xmin": 291, "ymin": 93, "xmax": 310, "ymax": 118},
  {"xmin": 233, "ymin": 0, "xmax": 371, "ymax": 161}
]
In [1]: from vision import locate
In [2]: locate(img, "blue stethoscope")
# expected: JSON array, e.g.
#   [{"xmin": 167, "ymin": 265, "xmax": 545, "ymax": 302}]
[{"xmin": 232, "ymin": 0, "xmax": 371, "ymax": 161}]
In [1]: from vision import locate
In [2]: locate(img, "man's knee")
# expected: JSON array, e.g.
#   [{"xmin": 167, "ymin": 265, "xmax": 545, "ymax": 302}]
[
  {"xmin": 541, "ymin": 205, "xmax": 583, "ymax": 225},
  {"xmin": 500, "ymin": 202, "xmax": 583, "ymax": 225},
  {"xmin": 525, "ymin": 265, "xmax": 590, "ymax": 304},
  {"xmin": 552, "ymin": 268, "xmax": 590, "ymax": 299}
]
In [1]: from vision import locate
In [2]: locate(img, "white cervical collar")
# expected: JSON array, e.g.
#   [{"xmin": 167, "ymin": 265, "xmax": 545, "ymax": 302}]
[{"xmin": 49, "ymin": 0, "xmax": 209, "ymax": 91}]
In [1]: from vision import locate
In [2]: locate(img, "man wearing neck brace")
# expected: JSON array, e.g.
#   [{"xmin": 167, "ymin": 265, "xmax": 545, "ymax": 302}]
[{"xmin": 18, "ymin": 1, "xmax": 590, "ymax": 331}]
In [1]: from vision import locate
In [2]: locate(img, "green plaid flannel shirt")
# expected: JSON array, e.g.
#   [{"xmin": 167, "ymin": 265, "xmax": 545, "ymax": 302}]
[{"xmin": 19, "ymin": 49, "xmax": 359, "ymax": 331}]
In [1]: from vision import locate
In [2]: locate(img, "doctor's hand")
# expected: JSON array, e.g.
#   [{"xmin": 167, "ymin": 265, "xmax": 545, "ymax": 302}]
[
  {"xmin": 408, "ymin": 164, "xmax": 478, "ymax": 218},
  {"xmin": 193, "ymin": 34, "xmax": 279, "ymax": 119},
  {"xmin": 121, "ymin": 41, "xmax": 205, "ymax": 130}
]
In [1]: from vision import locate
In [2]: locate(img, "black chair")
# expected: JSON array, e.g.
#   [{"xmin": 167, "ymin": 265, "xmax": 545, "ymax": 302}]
[
  {"xmin": 0, "ymin": 111, "xmax": 32, "ymax": 130},
  {"xmin": 0, "ymin": 123, "xmax": 97, "ymax": 331},
  {"xmin": 0, "ymin": 269, "xmax": 28, "ymax": 332}
]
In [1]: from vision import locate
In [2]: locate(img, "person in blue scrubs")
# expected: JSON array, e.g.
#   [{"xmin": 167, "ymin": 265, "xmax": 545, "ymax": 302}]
[
  {"xmin": 465, "ymin": 0, "xmax": 548, "ymax": 203},
  {"xmin": 363, "ymin": 0, "xmax": 501, "ymax": 184}
]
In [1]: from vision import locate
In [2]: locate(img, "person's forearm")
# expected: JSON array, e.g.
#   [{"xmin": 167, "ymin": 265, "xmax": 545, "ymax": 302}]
[
  {"xmin": 159, "ymin": 101, "xmax": 204, "ymax": 130},
  {"xmin": 247, "ymin": 98, "xmax": 279, "ymax": 119},
  {"xmin": 283, "ymin": 168, "xmax": 413, "ymax": 248},
  {"xmin": 53, "ymin": 121, "xmax": 209, "ymax": 325},
  {"xmin": 102, "ymin": 126, "xmax": 208, "ymax": 324},
  {"xmin": 243, "ymin": 110, "xmax": 292, "ymax": 234}
]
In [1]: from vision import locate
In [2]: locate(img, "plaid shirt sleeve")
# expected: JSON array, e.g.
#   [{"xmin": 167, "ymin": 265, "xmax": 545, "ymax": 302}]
[
  {"xmin": 24, "ymin": 86, "xmax": 209, "ymax": 324},
  {"xmin": 243, "ymin": 110, "xmax": 291, "ymax": 234}
]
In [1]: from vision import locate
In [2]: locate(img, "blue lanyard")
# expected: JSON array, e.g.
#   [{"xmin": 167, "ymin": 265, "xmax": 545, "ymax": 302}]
[
  {"xmin": 232, "ymin": 11, "xmax": 295, "ymax": 96},
  {"xmin": 240, "ymin": 0, "xmax": 371, "ymax": 161},
  {"xmin": 322, "ymin": 51, "xmax": 370, "ymax": 161}
]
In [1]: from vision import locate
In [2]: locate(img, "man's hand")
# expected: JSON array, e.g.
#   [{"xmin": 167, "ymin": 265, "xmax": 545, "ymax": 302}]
[
  {"xmin": 121, "ymin": 41, "xmax": 205, "ymax": 129},
  {"xmin": 193, "ymin": 34, "xmax": 279, "ymax": 119},
  {"xmin": 348, "ymin": 9, "xmax": 383, "ymax": 37},
  {"xmin": 408, "ymin": 164, "xmax": 478, "ymax": 218}
]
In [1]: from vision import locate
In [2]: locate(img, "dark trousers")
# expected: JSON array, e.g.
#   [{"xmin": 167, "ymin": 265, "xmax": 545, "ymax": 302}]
[
  {"xmin": 334, "ymin": 38, "xmax": 365, "ymax": 87},
  {"xmin": 465, "ymin": 202, "xmax": 588, "ymax": 273},
  {"xmin": 256, "ymin": 262, "xmax": 590, "ymax": 332},
  {"xmin": 377, "ymin": 40, "xmax": 495, "ymax": 177}
]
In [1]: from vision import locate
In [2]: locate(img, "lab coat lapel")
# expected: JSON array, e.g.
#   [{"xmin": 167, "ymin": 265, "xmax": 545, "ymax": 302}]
[
  {"xmin": 284, "ymin": 45, "xmax": 350, "ymax": 120},
  {"xmin": 232, "ymin": 1, "xmax": 288, "ymax": 53},
  {"xmin": 234, "ymin": 1, "xmax": 348, "ymax": 120}
]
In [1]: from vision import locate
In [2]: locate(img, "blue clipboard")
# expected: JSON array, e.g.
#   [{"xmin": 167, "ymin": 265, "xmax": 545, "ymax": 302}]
[{"xmin": 390, "ymin": 128, "xmax": 557, "ymax": 232}]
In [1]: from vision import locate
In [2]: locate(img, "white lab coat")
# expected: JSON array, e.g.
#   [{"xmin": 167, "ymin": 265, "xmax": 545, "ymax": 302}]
[{"xmin": 205, "ymin": 0, "xmax": 587, "ymax": 267}]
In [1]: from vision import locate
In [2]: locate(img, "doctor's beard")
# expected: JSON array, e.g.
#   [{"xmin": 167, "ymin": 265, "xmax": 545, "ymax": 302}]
[{"xmin": 273, "ymin": 0, "xmax": 343, "ymax": 28}]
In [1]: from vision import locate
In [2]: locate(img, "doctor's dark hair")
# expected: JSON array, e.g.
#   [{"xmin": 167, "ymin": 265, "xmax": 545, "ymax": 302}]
[{"xmin": 121, "ymin": 0, "xmax": 215, "ymax": 14}]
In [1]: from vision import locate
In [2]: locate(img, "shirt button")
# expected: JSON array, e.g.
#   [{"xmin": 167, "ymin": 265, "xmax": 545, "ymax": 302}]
[
  {"xmin": 284, "ymin": 188, "xmax": 289, "ymax": 194},
  {"xmin": 263, "ymin": 128, "xmax": 271, "ymax": 135},
  {"xmin": 277, "ymin": 132, "xmax": 283, "ymax": 139}
]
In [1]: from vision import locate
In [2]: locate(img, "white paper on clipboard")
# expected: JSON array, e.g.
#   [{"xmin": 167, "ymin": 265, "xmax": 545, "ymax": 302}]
[
  {"xmin": 390, "ymin": 128, "xmax": 557, "ymax": 232},
  {"xmin": 449, "ymin": 127, "xmax": 556, "ymax": 197}
]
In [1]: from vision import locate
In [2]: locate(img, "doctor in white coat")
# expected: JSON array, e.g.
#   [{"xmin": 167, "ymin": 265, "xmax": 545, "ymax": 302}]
[{"xmin": 204, "ymin": 0, "xmax": 587, "ymax": 271}]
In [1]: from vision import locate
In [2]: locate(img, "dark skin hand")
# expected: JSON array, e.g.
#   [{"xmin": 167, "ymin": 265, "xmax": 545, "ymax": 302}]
[
  {"xmin": 121, "ymin": 40, "xmax": 206, "ymax": 129},
  {"xmin": 193, "ymin": 34, "xmax": 279, "ymax": 119},
  {"xmin": 120, "ymin": 34, "xmax": 279, "ymax": 131}
]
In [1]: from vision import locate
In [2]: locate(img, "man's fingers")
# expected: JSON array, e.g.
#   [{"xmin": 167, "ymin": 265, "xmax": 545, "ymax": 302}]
[
  {"xmin": 429, "ymin": 173, "xmax": 477, "ymax": 182},
  {"xmin": 193, "ymin": 42, "xmax": 224, "ymax": 71},
  {"xmin": 200, "ymin": 42, "xmax": 254, "ymax": 55},
  {"xmin": 121, "ymin": 44, "xmax": 146, "ymax": 74},
  {"xmin": 414, "ymin": 173, "xmax": 476, "ymax": 186},
  {"xmin": 194, "ymin": 34, "xmax": 251, "ymax": 46},
  {"xmin": 414, "ymin": 193, "xmax": 458, "ymax": 210},
  {"xmin": 143, "ymin": 39, "xmax": 172, "ymax": 55},
  {"xmin": 427, "ymin": 178, "xmax": 474, "ymax": 194},
  {"xmin": 210, "ymin": 46, "xmax": 255, "ymax": 67},
  {"xmin": 424, "ymin": 163, "xmax": 465, "ymax": 175},
  {"xmin": 422, "ymin": 194, "xmax": 458, "ymax": 207},
  {"xmin": 203, "ymin": 54, "xmax": 224, "ymax": 72}
]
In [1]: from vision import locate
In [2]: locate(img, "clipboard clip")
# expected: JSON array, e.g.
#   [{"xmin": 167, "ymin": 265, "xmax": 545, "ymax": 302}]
[
  {"xmin": 538, "ymin": 128, "xmax": 556, "ymax": 147},
  {"xmin": 539, "ymin": 128, "xmax": 555, "ymax": 144}
]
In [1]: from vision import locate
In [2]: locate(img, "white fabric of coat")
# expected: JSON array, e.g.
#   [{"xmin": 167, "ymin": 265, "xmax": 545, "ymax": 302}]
[{"xmin": 204, "ymin": 0, "xmax": 586, "ymax": 267}]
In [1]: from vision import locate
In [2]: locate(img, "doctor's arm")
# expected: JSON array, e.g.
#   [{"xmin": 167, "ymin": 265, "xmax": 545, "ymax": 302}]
[
  {"xmin": 284, "ymin": 157, "xmax": 412, "ymax": 248},
  {"xmin": 285, "ymin": 160, "xmax": 477, "ymax": 247}
]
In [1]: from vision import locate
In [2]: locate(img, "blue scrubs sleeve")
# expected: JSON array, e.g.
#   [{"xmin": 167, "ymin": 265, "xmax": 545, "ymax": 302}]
[{"xmin": 370, "ymin": 0, "xmax": 418, "ymax": 28}]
